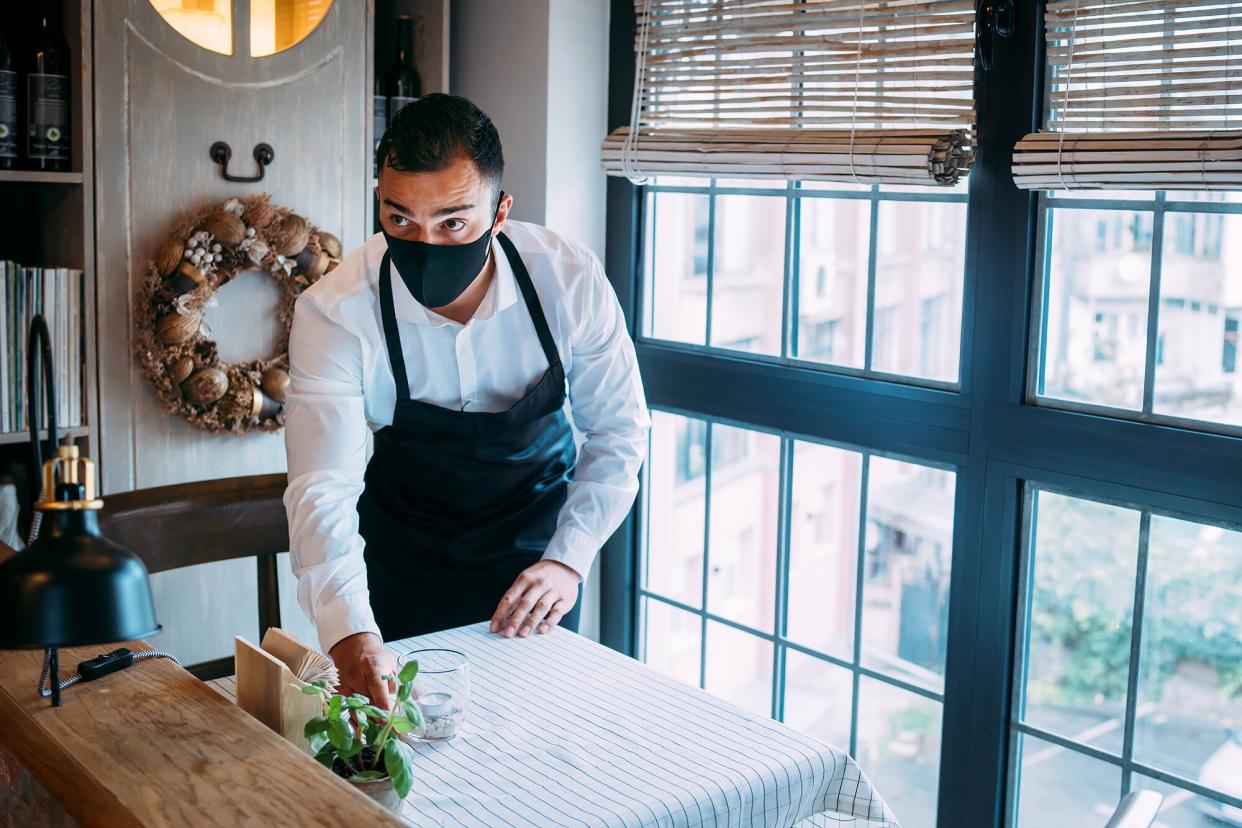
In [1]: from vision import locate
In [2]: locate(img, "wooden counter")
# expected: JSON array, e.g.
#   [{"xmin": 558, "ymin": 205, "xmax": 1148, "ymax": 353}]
[{"xmin": 0, "ymin": 642, "xmax": 405, "ymax": 827}]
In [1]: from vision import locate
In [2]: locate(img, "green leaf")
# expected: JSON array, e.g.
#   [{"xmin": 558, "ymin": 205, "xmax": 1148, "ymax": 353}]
[
  {"xmin": 327, "ymin": 716, "xmax": 353, "ymax": 752},
  {"xmin": 390, "ymin": 715, "xmax": 414, "ymax": 734},
  {"xmin": 308, "ymin": 732, "xmax": 329, "ymax": 753},
  {"xmin": 361, "ymin": 705, "xmax": 388, "ymax": 721},
  {"xmin": 346, "ymin": 737, "xmax": 364, "ymax": 759},
  {"xmin": 351, "ymin": 770, "xmax": 386, "ymax": 782},
  {"xmin": 327, "ymin": 694, "xmax": 343, "ymax": 719},
  {"xmin": 345, "ymin": 697, "xmax": 365, "ymax": 709},
  {"xmin": 300, "ymin": 684, "xmax": 324, "ymax": 696},
  {"xmin": 397, "ymin": 681, "xmax": 412, "ymax": 703},
  {"xmin": 304, "ymin": 717, "xmax": 330, "ymax": 738},
  {"xmin": 354, "ymin": 709, "xmax": 369, "ymax": 729},
  {"xmin": 402, "ymin": 700, "xmax": 424, "ymax": 731},
  {"xmin": 384, "ymin": 738, "xmax": 414, "ymax": 800},
  {"xmin": 313, "ymin": 743, "xmax": 336, "ymax": 769},
  {"xmin": 398, "ymin": 660, "xmax": 419, "ymax": 684}
]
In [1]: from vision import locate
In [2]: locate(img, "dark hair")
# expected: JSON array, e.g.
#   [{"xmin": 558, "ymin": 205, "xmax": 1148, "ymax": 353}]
[{"xmin": 377, "ymin": 93, "xmax": 504, "ymax": 192}]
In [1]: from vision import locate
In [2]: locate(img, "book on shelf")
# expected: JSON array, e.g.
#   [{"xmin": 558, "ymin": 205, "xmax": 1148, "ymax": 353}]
[{"xmin": 1, "ymin": 261, "xmax": 87, "ymax": 435}]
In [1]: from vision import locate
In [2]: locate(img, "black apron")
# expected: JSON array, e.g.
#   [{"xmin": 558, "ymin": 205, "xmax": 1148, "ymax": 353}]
[{"xmin": 357, "ymin": 232, "xmax": 580, "ymax": 640}]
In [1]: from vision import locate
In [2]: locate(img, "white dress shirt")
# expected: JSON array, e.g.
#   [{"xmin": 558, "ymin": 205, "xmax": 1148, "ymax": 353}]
[{"xmin": 283, "ymin": 220, "xmax": 650, "ymax": 653}]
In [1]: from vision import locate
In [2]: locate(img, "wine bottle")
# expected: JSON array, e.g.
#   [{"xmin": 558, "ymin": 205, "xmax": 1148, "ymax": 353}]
[
  {"xmin": 27, "ymin": 0, "xmax": 70, "ymax": 172},
  {"xmin": 0, "ymin": 12, "xmax": 17, "ymax": 169},
  {"xmin": 384, "ymin": 16, "xmax": 422, "ymax": 123}
]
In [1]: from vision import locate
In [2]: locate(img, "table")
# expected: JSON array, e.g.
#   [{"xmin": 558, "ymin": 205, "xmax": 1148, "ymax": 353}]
[{"xmin": 212, "ymin": 623, "xmax": 898, "ymax": 828}]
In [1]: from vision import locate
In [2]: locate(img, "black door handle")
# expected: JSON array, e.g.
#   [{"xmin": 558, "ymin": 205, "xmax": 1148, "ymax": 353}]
[{"xmin": 209, "ymin": 141, "xmax": 275, "ymax": 183}]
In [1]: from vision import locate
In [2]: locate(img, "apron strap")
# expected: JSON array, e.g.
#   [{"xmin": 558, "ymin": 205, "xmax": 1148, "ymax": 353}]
[
  {"xmin": 496, "ymin": 232, "xmax": 564, "ymax": 372},
  {"xmin": 377, "ymin": 251, "xmax": 412, "ymax": 401}
]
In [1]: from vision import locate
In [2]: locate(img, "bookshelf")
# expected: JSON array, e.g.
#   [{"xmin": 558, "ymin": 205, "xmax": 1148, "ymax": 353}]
[{"xmin": 0, "ymin": 0, "xmax": 97, "ymax": 518}]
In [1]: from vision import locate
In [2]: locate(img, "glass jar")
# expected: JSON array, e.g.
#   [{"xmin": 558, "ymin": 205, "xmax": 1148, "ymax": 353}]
[{"xmin": 397, "ymin": 648, "xmax": 470, "ymax": 741}]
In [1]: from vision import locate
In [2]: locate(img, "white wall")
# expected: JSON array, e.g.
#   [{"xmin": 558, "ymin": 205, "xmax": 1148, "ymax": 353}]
[{"xmin": 452, "ymin": 0, "xmax": 611, "ymax": 640}]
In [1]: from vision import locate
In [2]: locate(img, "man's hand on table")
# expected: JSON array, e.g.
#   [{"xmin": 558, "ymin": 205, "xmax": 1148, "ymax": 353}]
[
  {"xmin": 490, "ymin": 560, "xmax": 580, "ymax": 638},
  {"xmin": 328, "ymin": 632, "xmax": 399, "ymax": 709}
]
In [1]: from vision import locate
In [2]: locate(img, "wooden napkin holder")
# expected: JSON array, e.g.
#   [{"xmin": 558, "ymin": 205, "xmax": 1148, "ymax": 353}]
[{"xmin": 234, "ymin": 629, "xmax": 328, "ymax": 755}]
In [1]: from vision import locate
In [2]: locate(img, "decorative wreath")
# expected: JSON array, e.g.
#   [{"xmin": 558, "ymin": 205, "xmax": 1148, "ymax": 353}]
[{"xmin": 135, "ymin": 195, "xmax": 342, "ymax": 434}]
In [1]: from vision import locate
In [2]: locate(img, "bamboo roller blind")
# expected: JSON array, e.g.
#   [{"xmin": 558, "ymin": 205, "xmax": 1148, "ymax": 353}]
[
  {"xmin": 1013, "ymin": 0, "xmax": 1242, "ymax": 190},
  {"xmin": 601, "ymin": 0, "xmax": 977, "ymax": 186}
]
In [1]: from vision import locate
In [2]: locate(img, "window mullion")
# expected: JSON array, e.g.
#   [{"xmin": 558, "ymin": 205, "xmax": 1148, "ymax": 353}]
[
  {"xmin": 1141, "ymin": 194, "xmax": 1167, "ymax": 416},
  {"xmin": 1119, "ymin": 511, "xmax": 1152, "ymax": 798},
  {"xmin": 772, "ymin": 437, "xmax": 793, "ymax": 721},
  {"xmin": 863, "ymin": 193, "xmax": 880, "ymax": 371},
  {"xmin": 699, "ymin": 422, "xmax": 714, "ymax": 691},
  {"xmin": 849, "ymin": 453, "xmax": 871, "ymax": 758}
]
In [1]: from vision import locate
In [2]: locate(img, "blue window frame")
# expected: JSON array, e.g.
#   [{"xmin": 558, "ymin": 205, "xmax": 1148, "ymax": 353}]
[{"xmin": 599, "ymin": 2, "xmax": 1242, "ymax": 826}]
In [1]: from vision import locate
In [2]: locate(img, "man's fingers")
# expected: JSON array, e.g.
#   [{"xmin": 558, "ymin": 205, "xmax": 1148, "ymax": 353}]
[
  {"xmin": 491, "ymin": 572, "xmax": 534, "ymax": 632},
  {"xmin": 367, "ymin": 670, "xmax": 394, "ymax": 711},
  {"xmin": 504, "ymin": 586, "xmax": 545, "ymax": 637},
  {"xmin": 539, "ymin": 600, "xmax": 568, "ymax": 634},
  {"xmin": 490, "ymin": 589, "xmax": 520, "ymax": 633},
  {"xmin": 518, "ymin": 595, "xmax": 555, "ymax": 638}
]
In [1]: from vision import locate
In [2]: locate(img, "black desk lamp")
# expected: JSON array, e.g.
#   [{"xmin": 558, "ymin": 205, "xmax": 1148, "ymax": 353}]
[{"xmin": 0, "ymin": 315, "xmax": 161, "ymax": 705}]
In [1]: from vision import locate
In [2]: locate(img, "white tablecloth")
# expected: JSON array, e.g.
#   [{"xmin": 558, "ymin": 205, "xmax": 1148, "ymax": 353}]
[{"xmin": 214, "ymin": 622, "xmax": 897, "ymax": 828}]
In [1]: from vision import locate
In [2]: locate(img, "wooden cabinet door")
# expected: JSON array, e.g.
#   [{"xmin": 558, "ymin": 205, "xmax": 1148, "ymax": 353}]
[{"xmin": 94, "ymin": 0, "xmax": 368, "ymax": 494}]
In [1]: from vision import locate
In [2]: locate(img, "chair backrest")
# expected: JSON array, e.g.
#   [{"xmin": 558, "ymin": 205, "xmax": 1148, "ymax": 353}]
[
  {"xmin": 99, "ymin": 473, "xmax": 290, "ymax": 681},
  {"xmin": 1104, "ymin": 790, "xmax": 1164, "ymax": 828}
]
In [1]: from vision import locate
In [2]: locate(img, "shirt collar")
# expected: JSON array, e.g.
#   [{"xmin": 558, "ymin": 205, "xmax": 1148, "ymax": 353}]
[{"xmin": 389, "ymin": 236, "xmax": 518, "ymax": 327}]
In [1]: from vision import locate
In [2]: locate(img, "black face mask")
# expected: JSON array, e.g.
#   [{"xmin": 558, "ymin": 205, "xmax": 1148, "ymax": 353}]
[{"xmin": 383, "ymin": 191, "xmax": 504, "ymax": 309}]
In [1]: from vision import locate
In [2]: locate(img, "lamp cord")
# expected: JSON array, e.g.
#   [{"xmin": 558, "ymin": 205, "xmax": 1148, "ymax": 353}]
[{"xmin": 38, "ymin": 648, "xmax": 181, "ymax": 698}]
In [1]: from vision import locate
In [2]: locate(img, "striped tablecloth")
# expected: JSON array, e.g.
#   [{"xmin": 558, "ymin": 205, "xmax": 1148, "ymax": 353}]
[{"xmin": 211, "ymin": 622, "xmax": 897, "ymax": 828}]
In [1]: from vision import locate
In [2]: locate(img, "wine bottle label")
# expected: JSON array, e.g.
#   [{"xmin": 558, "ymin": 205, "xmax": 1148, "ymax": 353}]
[
  {"xmin": 28, "ymin": 73, "xmax": 70, "ymax": 161},
  {"xmin": 0, "ymin": 70, "xmax": 16, "ymax": 159},
  {"xmin": 388, "ymin": 96, "xmax": 418, "ymax": 120}
]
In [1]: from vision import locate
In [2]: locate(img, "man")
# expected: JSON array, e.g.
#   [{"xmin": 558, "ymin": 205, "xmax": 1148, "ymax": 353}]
[{"xmin": 284, "ymin": 94, "xmax": 649, "ymax": 708}]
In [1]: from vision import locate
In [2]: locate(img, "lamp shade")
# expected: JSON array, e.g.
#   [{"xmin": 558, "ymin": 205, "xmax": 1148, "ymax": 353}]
[{"xmin": 0, "ymin": 511, "xmax": 160, "ymax": 649}]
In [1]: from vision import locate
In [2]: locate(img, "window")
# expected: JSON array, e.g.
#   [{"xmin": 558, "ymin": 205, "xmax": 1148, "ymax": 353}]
[
  {"xmin": 606, "ymin": 6, "xmax": 1242, "ymax": 828},
  {"xmin": 1010, "ymin": 489, "xmax": 1242, "ymax": 825},
  {"xmin": 1036, "ymin": 197, "xmax": 1242, "ymax": 429},
  {"xmin": 641, "ymin": 412, "xmax": 955, "ymax": 828},
  {"xmin": 642, "ymin": 179, "xmax": 968, "ymax": 386}
]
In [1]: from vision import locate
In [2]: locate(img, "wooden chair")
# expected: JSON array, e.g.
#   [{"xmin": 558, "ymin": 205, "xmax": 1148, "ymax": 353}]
[{"xmin": 99, "ymin": 473, "xmax": 290, "ymax": 681}]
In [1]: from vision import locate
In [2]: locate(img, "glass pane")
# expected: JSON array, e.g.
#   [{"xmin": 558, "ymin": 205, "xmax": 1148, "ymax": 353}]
[
  {"xmin": 787, "ymin": 441, "xmax": 863, "ymax": 660},
  {"xmin": 651, "ymin": 176, "xmax": 712, "ymax": 188},
  {"xmin": 799, "ymin": 181, "xmax": 872, "ymax": 192},
  {"xmin": 644, "ymin": 192, "xmax": 709, "ymax": 345},
  {"xmin": 1012, "ymin": 734, "xmax": 1122, "ymax": 827},
  {"xmin": 707, "ymin": 425, "xmax": 780, "ymax": 633},
  {"xmin": 643, "ymin": 598, "xmax": 702, "ymax": 688},
  {"xmin": 794, "ymin": 198, "xmax": 869, "ymax": 369},
  {"xmin": 715, "ymin": 177, "xmax": 786, "ymax": 190},
  {"xmin": 1135, "ymin": 516, "xmax": 1242, "ymax": 781},
  {"xmin": 644, "ymin": 412, "xmax": 706, "ymax": 608},
  {"xmin": 709, "ymin": 195, "xmax": 786, "ymax": 355},
  {"xmin": 1133, "ymin": 773, "xmax": 1242, "ymax": 827},
  {"xmin": 861, "ymin": 457, "xmax": 955, "ymax": 692},
  {"xmin": 149, "ymin": 0, "xmax": 233, "ymax": 55},
  {"xmin": 871, "ymin": 202, "xmax": 967, "ymax": 382},
  {"xmin": 704, "ymin": 621, "xmax": 773, "ymax": 717},
  {"xmin": 250, "ymin": 0, "xmax": 332, "ymax": 56},
  {"xmin": 1039, "ymin": 208, "xmax": 1153, "ymax": 410},
  {"xmin": 1050, "ymin": 189, "xmax": 1157, "ymax": 201},
  {"xmin": 782, "ymin": 650, "xmax": 853, "ymax": 750},
  {"xmin": 1153, "ymin": 213, "xmax": 1242, "ymax": 426},
  {"xmin": 1021, "ymin": 491, "xmax": 1140, "ymax": 753},
  {"xmin": 855, "ymin": 678, "xmax": 942, "ymax": 828}
]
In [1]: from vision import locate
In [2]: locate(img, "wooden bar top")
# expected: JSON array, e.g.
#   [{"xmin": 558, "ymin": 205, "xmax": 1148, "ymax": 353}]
[{"xmin": 0, "ymin": 642, "xmax": 405, "ymax": 827}]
